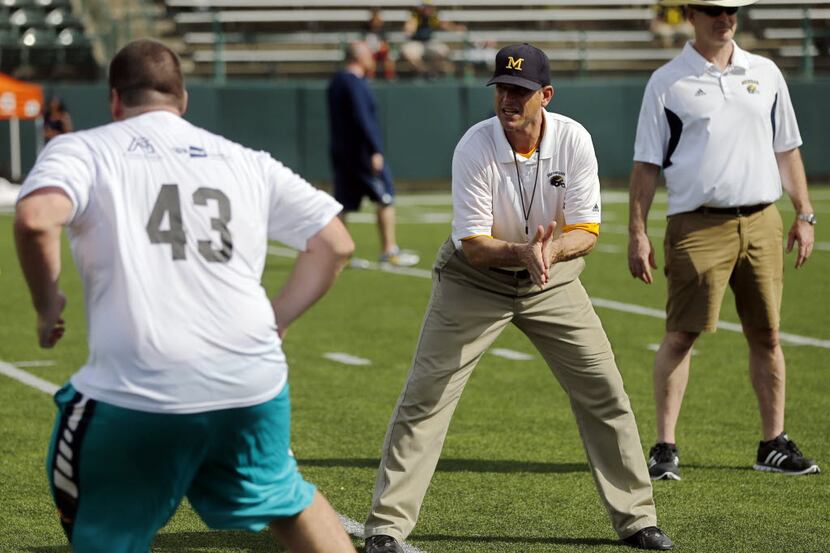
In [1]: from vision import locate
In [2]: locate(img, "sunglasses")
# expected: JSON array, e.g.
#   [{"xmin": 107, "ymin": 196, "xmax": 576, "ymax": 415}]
[{"xmin": 693, "ymin": 5, "xmax": 739, "ymax": 17}]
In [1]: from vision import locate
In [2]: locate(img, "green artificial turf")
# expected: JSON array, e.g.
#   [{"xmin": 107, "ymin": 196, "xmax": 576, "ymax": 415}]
[{"xmin": 1, "ymin": 189, "xmax": 828, "ymax": 552}]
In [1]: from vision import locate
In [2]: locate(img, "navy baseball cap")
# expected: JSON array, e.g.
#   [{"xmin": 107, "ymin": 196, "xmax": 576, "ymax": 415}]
[{"xmin": 486, "ymin": 43, "xmax": 551, "ymax": 91}]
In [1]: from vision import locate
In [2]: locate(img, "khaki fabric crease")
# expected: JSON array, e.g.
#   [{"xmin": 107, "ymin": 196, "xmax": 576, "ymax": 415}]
[{"xmin": 365, "ymin": 239, "xmax": 656, "ymax": 542}]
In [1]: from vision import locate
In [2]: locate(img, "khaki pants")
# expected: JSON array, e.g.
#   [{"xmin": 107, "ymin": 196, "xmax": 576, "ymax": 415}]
[
  {"xmin": 365, "ymin": 240, "xmax": 656, "ymax": 542},
  {"xmin": 664, "ymin": 204, "xmax": 784, "ymax": 333}
]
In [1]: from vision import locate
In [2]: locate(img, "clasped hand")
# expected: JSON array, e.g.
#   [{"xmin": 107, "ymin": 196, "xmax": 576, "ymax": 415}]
[{"xmin": 520, "ymin": 222, "xmax": 557, "ymax": 287}]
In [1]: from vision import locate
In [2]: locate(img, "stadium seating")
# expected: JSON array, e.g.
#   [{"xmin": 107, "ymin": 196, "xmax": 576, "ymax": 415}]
[
  {"xmin": 0, "ymin": 28, "xmax": 22, "ymax": 73},
  {"xmin": 0, "ymin": 0, "xmax": 97, "ymax": 79},
  {"xmin": 45, "ymin": 7, "xmax": 83, "ymax": 31},
  {"xmin": 157, "ymin": 0, "xmax": 830, "ymax": 79}
]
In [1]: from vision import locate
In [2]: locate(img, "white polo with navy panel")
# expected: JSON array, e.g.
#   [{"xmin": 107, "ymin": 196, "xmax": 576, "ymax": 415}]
[
  {"xmin": 633, "ymin": 41, "xmax": 802, "ymax": 215},
  {"xmin": 452, "ymin": 110, "xmax": 602, "ymax": 251}
]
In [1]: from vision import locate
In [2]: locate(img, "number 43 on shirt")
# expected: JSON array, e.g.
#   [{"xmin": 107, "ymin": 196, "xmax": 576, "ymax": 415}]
[{"xmin": 146, "ymin": 183, "xmax": 233, "ymax": 263}]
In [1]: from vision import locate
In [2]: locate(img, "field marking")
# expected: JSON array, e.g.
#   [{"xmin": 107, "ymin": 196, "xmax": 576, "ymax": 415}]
[
  {"xmin": 346, "ymin": 212, "xmax": 451, "ymax": 225},
  {"xmin": 323, "ymin": 352, "xmax": 372, "ymax": 366},
  {"xmin": 0, "ymin": 360, "xmax": 60, "ymax": 394},
  {"xmin": 647, "ymin": 343, "xmax": 698, "ymax": 356},
  {"xmin": 595, "ymin": 244, "xmax": 622, "ymax": 254},
  {"xmin": 0, "ymin": 359, "xmax": 427, "ymax": 552},
  {"xmin": 338, "ymin": 515, "xmax": 427, "ymax": 553},
  {"xmin": 491, "ymin": 348, "xmax": 534, "ymax": 361},
  {"xmin": 267, "ymin": 248, "xmax": 830, "ymax": 350},
  {"xmin": 12, "ymin": 360, "xmax": 57, "ymax": 368}
]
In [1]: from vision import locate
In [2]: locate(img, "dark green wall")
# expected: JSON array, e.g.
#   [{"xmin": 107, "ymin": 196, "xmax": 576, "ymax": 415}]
[{"xmin": 2, "ymin": 77, "xmax": 829, "ymax": 182}]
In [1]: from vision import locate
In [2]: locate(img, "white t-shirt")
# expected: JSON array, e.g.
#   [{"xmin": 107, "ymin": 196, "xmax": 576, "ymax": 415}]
[
  {"xmin": 634, "ymin": 41, "xmax": 802, "ymax": 215},
  {"xmin": 452, "ymin": 110, "xmax": 602, "ymax": 249},
  {"xmin": 20, "ymin": 110, "xmax": 342, "ymax": 414}
]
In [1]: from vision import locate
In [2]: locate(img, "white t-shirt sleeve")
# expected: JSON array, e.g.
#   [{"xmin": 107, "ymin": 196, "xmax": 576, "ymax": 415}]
[
  {"xmin": 451, "ymin": 146, "xmax": 493, "ymax": 246},
  {"xmin": 263, "ymin": 156, "xmax": 342, "ymax": 251},
  {"xmin": 771, "ymin": 65, "xmax": 803, "ymax": 153},
  {"xmin": 564, "ymin": 129, "xmax": 602, "ymax": 225},
  {"xmin": 633, "ymin": 76, "xmax": 668, "ymax": 166},
  {"xmin": 19, "ymin": 134, "xmax": 94, "ymax": 225}
]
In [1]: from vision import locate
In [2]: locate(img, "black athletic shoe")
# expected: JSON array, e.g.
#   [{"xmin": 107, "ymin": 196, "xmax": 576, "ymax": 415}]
[
  {"xmin": 648, "ymin": 443, "xmax": 681, "ymax": 481},
  {"xmin": 753, "ymin": 432, "xmax": 820, "ymax": 475},
  {"xmin": 622, "ymin": 526, "xmax": 674, "ymax": 550},
  {"xmin": 364, "ymin": 534, "xmax": 404, "ymax": 553}
]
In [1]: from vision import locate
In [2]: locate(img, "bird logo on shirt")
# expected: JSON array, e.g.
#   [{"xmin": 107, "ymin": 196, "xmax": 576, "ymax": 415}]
[
  {"xmin": 548, "ymin": 171, "xmax": 566, "ymax": 188},
  {"xmin": 742, "ymin": 80, "xmax": 760, "ymax": 94}
]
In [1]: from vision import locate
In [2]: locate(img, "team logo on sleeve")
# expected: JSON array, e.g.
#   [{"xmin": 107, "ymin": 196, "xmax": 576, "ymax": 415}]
[
  {"xmin": 742, "ymin": 79, "xmax": 760, "ymax": 94},
  {"xmin": 547, "ymin": 171, "xmax": 566, "ymax": 188}
]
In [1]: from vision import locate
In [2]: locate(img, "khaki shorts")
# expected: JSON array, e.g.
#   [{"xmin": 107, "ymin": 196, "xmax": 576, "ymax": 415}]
[{"xmin": 664, "ymin": 204, "xmax": 783, "ymax": 333}]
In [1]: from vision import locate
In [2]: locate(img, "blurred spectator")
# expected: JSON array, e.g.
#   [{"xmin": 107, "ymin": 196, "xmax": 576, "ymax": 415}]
[
  {"xmin": 43, "ymin": 96, "xmax": 73, "ymax": 143},
  {"xmin": 401, "ymin": 0, "xmax": 466, "ymax": 78},
  {"xmin": 650, "ymin": 6, "xmax": 694, "ymax": 48},
  {"xmin": 463, "ymin": 39, "xmax": 498, "ymax": 76},
  {"xmin": 364, "ymin": 8, "xmax": 396, "ymax": 80},
  {"xmin": 327, "ymin": 41, "xmax": 420, "ymax": 267}
]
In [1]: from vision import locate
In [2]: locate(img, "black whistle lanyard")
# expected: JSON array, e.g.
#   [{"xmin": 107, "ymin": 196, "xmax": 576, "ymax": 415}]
[{"xmin": 510, "ymin": 145, "xmax": 541, "ymax": 237}]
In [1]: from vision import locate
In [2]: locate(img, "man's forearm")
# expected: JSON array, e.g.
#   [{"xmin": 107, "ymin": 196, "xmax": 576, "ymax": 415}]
[
  {"xmin": 462, "ymin": 229, "xmax": 596, "ymax": 269},
  {"xmin": 271, "ymin": 219, "xmax": 354, "ymax": 335},
  {"xmin": 777, "ymin": 148, "xmax": 813, "ymax": 214},
  {"xmin": 628, "ymin": 161, "xmax": 660, "ymax": 236},
  {"xmin": 15, "ymin": 191, "xmax": 72, "ymax": 314},
  {"xmin": 549, "ymin": 229, "xmax": 597, "ymax": 264},
  {"xmin": 272, "ymin": 251, "xmax": 345, "ymax": 334},
  {"xmin": 460, "ymin": 236, "xmax": 528, "ymax": 268},
  {"xmin": 15, "ymin": 224, "xmax": 63, "ymax": 314}
]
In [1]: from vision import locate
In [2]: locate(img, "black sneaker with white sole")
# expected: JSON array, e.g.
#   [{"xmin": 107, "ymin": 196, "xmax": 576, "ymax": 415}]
[
  {"xmin": 753, "ymin": 432, "xmax": 820, "ymax": 475},
  {"xmin": 648, "ymin": 442, "xmax": 681, "ymax": 481},
  {"xmin": 364, "ymin": 534, "xmax": 404, "ymax": 553}
]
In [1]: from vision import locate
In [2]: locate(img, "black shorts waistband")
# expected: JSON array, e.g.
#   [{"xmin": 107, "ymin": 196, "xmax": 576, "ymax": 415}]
[
  {"xmin": 690, "ymin": 203, "xmax": 771, "ymax": 216},
  {"xmin": 490, "ymin": 267, "xmax": 530, "ymax": 279}
]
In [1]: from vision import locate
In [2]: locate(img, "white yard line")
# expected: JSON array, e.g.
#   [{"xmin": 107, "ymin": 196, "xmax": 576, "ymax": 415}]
[
  {"xmin": 12, "ymin": 360, "xmax": 57, "ymax": 368},
  {"xmin": 267, "ymin": 248, "xmax": 830, "ymax": 350},
  {"xmin": 0, "ymin": 361, "xmax": 59, "ymax": 394},
  {"xmin": 323, "ymin": 352, "xmax": 372, "ymax": 366},
  {"xmin": 338, "ymin": 515, "xmax": 427, "ymax": 553},
  {"xmin": 0, "ymin": 359, "xmax": 427, "ymax": 552},
  {"xmin": 490, "ymin": 348, "xmax": 534, "ymax": 361}
]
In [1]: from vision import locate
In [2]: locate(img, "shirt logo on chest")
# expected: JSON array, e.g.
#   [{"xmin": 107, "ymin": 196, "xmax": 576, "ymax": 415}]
[
  {"xmin": 742, "ymin": 79, "xmax": 760, "ymax": 94},
  {"xmin": 548, "ymin": 171, "xmax": 566, "ymax": 188},
  {"xmin": 694, "ymin": 88, "xmax": 706, "ymax": 97}
]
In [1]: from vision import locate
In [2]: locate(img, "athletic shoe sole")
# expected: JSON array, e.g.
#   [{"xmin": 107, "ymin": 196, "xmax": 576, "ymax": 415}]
[
  {"xmin": 752, "ymin": 463, "xmax": 821, "ymax": 475},
  {"xmin": 650, "ymin": 471, "xmax": 681, "ymax": 481}
]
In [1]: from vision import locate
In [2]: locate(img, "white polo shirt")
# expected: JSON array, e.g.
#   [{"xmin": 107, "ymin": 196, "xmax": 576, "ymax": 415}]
[
  {"xmin": 633, "ymin": 41, "xmax": 802, "ymax": 215},
  {"xmin": 20, "ymin": 110, "xmax": 342, "ymax": 414},
  {"xmin": 451, "ymin": 110, "xmax": 602, "ymax": 250}
]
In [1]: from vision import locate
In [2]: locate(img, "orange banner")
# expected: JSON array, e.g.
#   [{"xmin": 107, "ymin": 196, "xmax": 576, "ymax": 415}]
[{"xmin": 0, "ymin": 73, "xmax": 44, "ymax": 120}]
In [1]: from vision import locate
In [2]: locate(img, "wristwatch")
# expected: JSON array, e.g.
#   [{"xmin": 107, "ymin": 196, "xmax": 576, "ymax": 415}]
[{"xmin": 797, "ymin": 213, "xmax": 817, "ymax": 225}]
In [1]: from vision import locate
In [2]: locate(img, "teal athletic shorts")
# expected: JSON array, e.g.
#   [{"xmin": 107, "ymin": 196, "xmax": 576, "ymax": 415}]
[{"xmin": 46, "ymin": 383, "xmax": 316, "ymax": 553}]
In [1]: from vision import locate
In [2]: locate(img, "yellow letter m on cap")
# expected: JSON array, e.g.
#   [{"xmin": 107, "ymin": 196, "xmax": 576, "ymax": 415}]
[{"xmin": 506, "ymin": 56, "xmax": 524, "ymax": 71}]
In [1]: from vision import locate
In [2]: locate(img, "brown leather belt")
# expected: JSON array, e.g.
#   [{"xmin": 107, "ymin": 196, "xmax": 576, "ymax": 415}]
[{"xmin": 691, "ymin": 203, "xmax": 770, "ymax": 216}]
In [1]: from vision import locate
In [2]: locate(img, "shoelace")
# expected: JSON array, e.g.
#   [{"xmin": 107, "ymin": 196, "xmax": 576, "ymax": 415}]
[
  {"xmin": 653, "ymin": 444, "xmax": 676, "ymax": 463},
  {"xmin": 785, "ymin": 439, "xmax": 804, "ymax": 457}
]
